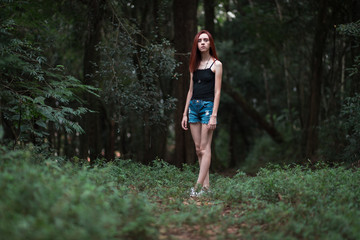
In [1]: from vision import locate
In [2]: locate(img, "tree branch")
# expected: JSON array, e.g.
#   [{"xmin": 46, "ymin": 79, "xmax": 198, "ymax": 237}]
[{"xmin": 222, "ymin": 81, "xmax": 284, "ymax": 143}]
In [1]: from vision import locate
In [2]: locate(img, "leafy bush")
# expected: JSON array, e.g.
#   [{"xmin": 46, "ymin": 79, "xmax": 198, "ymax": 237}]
[
  {"xmin": 340, "ymin": 94, "xmax": 360, "ymax": 163},
  {"xmin": 0, "ymin": 147, "xmax": 158, "ymax": 240},
  {"xmin": 212, "ymin": 164, "xmax": 360, "ymax": 239},
  {"xmin": 97, "ymin": 35, "xmax": 177, "ymax": 128},
  {"xmin": 1, "ymin": 145, "xmax": 359, "ymax": 239},
  {"xmin": 320, "ymin": 93, "xmax": 360, "ymax": 164},
  {"xmin": 241, "ymin": 115, "xmax": 302, "ymax": 173},
  {"xmin": 0, "ymin": 19, "xmax": 97, "ymax": 145},
  {"xmin": 334, "ymin": 20, "xmax": 360, "ymax": 164}
]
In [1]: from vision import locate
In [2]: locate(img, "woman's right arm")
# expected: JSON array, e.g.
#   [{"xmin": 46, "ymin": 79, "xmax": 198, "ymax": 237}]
[{"xmin": 181, "ymin": 72, "xmax": 194, "ymax": 130}]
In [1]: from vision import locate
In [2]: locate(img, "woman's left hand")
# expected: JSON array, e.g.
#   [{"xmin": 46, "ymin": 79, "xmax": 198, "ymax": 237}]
[{"xmin": 207, "ymin": 116, "xmax": 217, "ymax": 130}]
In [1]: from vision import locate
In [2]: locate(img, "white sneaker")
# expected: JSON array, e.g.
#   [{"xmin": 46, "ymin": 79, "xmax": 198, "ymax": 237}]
[
  {"xmin": 190, "ymin": 187, "xmax": 210, "ymax": 197},
  {"xmin": 197, "ymin": 189, "xmax": 205, "ymax": 196},
  {"xmin": 190, "ymin": 187, "xmax": 197, "ymax": 197}
]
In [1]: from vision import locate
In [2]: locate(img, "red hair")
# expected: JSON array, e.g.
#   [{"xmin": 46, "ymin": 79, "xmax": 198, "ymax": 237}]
[{"xmin": 189, "ymin": 30, "xmax": 218, "ymax": 73}]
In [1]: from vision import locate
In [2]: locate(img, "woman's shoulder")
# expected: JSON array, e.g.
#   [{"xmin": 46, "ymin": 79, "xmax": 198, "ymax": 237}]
[
  {"xmin": 211, "ymin": 59, "xmax": 222, "ymax": 72},
  {"xmin": 213, "ymin": 59, "xmax": 222, "ymax": 68},
  {"xmin": 214, "ymin": 59, "xmax": 222, "ymax": 67}
]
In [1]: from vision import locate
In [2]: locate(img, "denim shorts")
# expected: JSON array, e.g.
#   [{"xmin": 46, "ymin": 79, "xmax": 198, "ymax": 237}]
[{"xmin": 188, "ymin": 99, "xmax": 214, "ymax": 124}]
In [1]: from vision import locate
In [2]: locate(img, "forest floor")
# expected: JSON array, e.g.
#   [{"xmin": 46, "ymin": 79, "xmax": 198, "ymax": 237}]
[
  {"xmin": 158, "ymin": 198, "xmax": 243, "ymax": 240},
  {"xmin": 158, "ymin": 169, "xmax": 244, "ymax": 239},
  {"xmin": 1, "ymin": 147, "xmax": 359, "ymax": 239}
]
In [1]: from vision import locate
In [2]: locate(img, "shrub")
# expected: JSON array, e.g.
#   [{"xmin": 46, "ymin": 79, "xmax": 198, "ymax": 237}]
[
  {"xmin": 0, "ymin": 147, "xmax": 158, "ymax": 240},
  {"xmin": 0, "ymin": 19, "xmax": 97, "ymax": 145},
  {"xmin": 1, "ymin": 145, "xmax": 359, "ymax": 240}
]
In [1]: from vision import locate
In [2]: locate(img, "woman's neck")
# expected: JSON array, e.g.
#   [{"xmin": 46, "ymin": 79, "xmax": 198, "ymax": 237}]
[{"xmin": 201, "ymin": 52, "xmax": 211, "ymax": 61}]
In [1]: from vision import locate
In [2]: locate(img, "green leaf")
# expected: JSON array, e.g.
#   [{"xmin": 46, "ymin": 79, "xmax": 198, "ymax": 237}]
[
  {"xmin": 35, "ymin": 120, "xmax": 47, "ymax": 128},
  {"xmin": 33, "ymin": 96, "xmax": 45, "ymax": 104}
]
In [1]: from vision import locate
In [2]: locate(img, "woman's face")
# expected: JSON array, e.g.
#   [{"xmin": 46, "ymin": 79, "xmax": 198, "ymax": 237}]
[{"xmin": 197, "ymin": 33, "xmax": 210, "ymax": 53}]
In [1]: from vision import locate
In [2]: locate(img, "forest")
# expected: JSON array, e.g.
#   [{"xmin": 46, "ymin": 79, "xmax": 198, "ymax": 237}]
[{"xmin": 1, "ymin": 0, "xmax": 360, "ymax": 239}]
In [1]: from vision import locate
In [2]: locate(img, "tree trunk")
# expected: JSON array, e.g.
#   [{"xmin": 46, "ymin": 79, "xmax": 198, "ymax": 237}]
[
  {"xmin": 173, "ymin": 0, "xmax": 198, "ymax": 167},
  {"xmin": 102, "ymin": 101, "xmax": 115, "ymax": 161},
  {"xmin": 223, "ymin": 81, "xmax": 283, "ymax": 143},
  {"xmin": 303, "ymin": 0, "xmax": 330, "ymax": 159},
  {"xmin": 80, "ymin": 0, "xmax": 105, "ymax": 161},
  {"xmin": 204, "ymin": 0, "xmax": 215, "ymax": 35},
  {"xmin": 274, "ymin": 0, "xmax": 293, "ymax": 124},
  {"xmin": 229, "ymin": 108, "xmax": 237, "ymax": 168},
  {"xmin": 340, "ymin": 41, "xmax": 346, "ymax": 102},
  {"xmin": 261, "ymin": 64, "xmax": 274, "ymax": 126},
  {"xmin": 350, "ymin": 0, "xmax": 360, "ymax": 94}
]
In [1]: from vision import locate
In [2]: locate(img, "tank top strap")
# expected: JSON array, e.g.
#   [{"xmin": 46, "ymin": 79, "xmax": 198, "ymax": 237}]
[{"xmin": 208, "ymin": 59, "xmax": 217, "ymax": 69}]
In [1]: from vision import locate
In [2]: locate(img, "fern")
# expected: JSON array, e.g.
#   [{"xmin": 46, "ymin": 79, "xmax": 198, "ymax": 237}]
[{"xmin": 0, "ymin": 20, "xmax": 98, "ymax": 144}]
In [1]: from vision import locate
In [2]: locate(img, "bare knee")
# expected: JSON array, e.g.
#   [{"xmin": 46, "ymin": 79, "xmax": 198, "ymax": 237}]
[
  {"xmin": 197, "ymin": 147, "xmax": 209, "ymax": 159},
  {"xmin": 195, "ymin": 144, "xmax": 206, "ymax": 157},
  {"xmin": 195, "ymin": 146, "xmax": 203, "ymax": 158}
]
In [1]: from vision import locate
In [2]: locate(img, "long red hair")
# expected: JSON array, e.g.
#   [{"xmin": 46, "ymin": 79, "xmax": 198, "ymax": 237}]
[{"xmin": 189, "ymin": 30, "xmax": 218, "ymax": 73}]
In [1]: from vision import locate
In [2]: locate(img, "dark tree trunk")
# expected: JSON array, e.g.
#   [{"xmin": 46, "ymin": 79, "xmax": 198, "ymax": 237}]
[
  {"xmin": 352, "ymin": 0, "xmax": 360, "ymax": 20},
  {"xmin": 223, "ymin": 81, "xmax": 283, "ymax": 144},
  {"xmin": 106, "ymin": 119, "xmax": 115, "ymax": 161},
  {"xmin": 232, "ymin": 111, "xmax": 250, "ymax": 167},
  {"xmin": 64, "ymin": 133, "xmax": 71, "ymax": 156},
  {"xmin": 261, "ymin": 65, "xmax": 274, "ymax": 126},
  {"xmin": 57, "ymin": 130, "xmax": 61, "ymax": 155},
  {"xmin": 173, "ymin": 0, "xmax": 198, "ymax": 167},
  {"xmin": 153, "ymin": 0, "xmax": 174, "ymax": 162},
  {"xmin": 303, "ymin": 0, "xmax": 330, "ymax": 159},
  {"xmin": 100, "ymin": 101, "xmax": 115, "ymax": 161},
  {"xmin": 47, "ymin": 122, "xmax": 54, "ymax": 151},
  {"xmin": 143, "ymin": 114, "xmax": 152, "ymax": 164},
  {"xmin": 229, "ymin": 110, "xmax": 237, "ymax": 168},
  {"xmin": 350, "ymin": 0, "xmax": 360, "ymax": 94},
  {"xmin": 153, "ymin": 0, "xmax": 161, "ymax": 42},
  {"xmin": 204, "ymin": 0, "xmax": 215, "ymax": 35},
  {"xmin": 80, "ymin": 0, "xmax": 105, "ymax": 161}
]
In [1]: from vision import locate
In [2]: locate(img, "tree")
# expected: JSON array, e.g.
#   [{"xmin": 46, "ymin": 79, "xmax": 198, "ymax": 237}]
[
  {"xmin": 303, "ymin": 0, "xmax": 354, "ymax": 160},
  {"xmin": 223, "ymin": 82, "xmax": 283, "ymax": 143},
  {"xmin": 0, "ymin": 6, "xmax": 96, "ymax": 147},
  {"xmin": 94, "ymin": 0, "xmax": 177, "ymax": 163},
  {"xmin": 204, "ymin": 0, "xmax": 215, "ymax": 35},
  {"xmin": 78, "ymin": 0, "xmax": 106, "ymax": 161},
  {"xmin": 173, "ymin": 0, "xmax": 198, "ymax": 167},
  {"xmin": 302, "ymin": 0, "xmax": 331, "ymax": 159}
]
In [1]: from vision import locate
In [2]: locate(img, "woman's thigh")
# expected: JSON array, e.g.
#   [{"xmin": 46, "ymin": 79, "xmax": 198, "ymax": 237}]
[
  {"xmin": 190, "ymin": 123, "xmax": 214, "ymax": 151},
  {"xmin": 200, "ymin": 124, "xmax": 214, "ymax": 151},
  {"xmin": 190, "ymin": 123, "xmax": 202, "ymax": 147}
]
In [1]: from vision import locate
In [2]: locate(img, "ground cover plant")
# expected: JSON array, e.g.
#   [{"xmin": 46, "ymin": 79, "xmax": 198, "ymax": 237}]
[{"xmin": 1, "ymin": 145, "xmax": 359, "ymax": 240}]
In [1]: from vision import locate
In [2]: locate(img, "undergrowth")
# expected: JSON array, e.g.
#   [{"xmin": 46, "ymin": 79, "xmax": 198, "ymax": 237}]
[{"xmin": 0, "ymin": 145, "xmax": 359, "ymax": 239}]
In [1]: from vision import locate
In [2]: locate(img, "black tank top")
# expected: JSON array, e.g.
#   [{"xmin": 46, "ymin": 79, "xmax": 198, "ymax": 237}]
[{"xmin": 191, "ymin": 60, "xmax": 216, "ymax": 101}]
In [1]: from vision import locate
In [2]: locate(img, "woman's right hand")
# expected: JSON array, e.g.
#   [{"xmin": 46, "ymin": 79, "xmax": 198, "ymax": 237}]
[{"xmin": 181, "ymin": 115, "xmax": 188, "ymax": 130}]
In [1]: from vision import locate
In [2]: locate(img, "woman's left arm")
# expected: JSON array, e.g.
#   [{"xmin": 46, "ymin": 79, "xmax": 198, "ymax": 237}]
[{"xmin": 208, "ymin": 60, "xmax": 223, "ymax": 129}]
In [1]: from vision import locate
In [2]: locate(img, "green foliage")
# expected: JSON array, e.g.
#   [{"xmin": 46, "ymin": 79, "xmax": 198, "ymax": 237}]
[
  {"xmin": 340, "ymin": 94, "xmax": 360, "ymax": 163},
  {"xmin": 97, "ymin": 25, "xmax": 177, "ymax": 128},
  {"xmin": 211, "ymin": 164, "xmax": 360, "ymax": 239},
  {"xmin": 337, "ymin": 20, "xmax": 360, "ymax": 38},
  {"xmin": 338, "ymin": 20, "xmax": 360, "ymax": 84},
  {"xmin": 321, "ymin": 20, "xmax": 360, "ymax": 164},
  {"xmin": 241, "ymin": 111, "xmax": 302, "ymax": 173},
  {"xmin": 1, "ymin": 145, "xmax": 359, "ymax": 239},
  {"xmin": 92, "ymin": 12, "xmax": 178, "ymax": 160},
  {"xmin": 0, "ymin": 146, "xmax": 158, "ymax": 240},
  {"xmin": 319, "ymin": 94, "xmax": 360, "ymax": 164},
  {"xmin": 0, "ymin": 19, "xmax": 97, "ymax": 144}
]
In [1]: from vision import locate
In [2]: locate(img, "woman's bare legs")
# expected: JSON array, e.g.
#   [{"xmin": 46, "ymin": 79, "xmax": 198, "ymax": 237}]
[{"xmin": 190, "ymin": 123, "xmax": 214, "ymax": 189}]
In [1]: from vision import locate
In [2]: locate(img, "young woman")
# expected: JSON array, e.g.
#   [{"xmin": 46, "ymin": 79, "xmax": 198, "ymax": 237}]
[{"xmin": 181, "ymin": 30, "xmax": 223, "ymax": 197}]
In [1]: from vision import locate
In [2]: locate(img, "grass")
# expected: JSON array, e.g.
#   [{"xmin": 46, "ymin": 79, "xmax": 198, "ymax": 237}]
[{"xmin": 0, "ymin": 145, "xmax": 359, "ymax": 239}]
